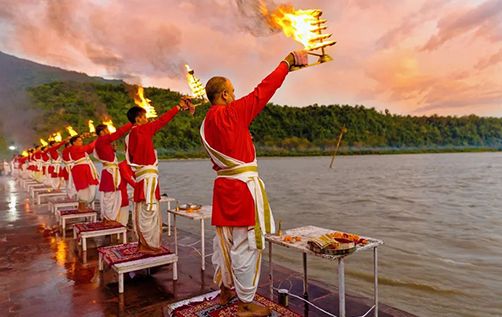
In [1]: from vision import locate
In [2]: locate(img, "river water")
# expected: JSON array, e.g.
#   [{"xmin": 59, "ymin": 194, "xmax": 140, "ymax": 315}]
[{"xmin": 156, "ymin": 153, "xmax": 502, "ymax": 317}]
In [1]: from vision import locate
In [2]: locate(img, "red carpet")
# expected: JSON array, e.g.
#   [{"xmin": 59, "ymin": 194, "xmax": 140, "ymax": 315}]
[
  {"xmin": 172, "ymin": 293, "xmax": 301, "ymax": 317},
  {"xmin": 98, "ymin": 242, "xmax": 171, "ymax": 265},
  {"xmin": 74, "ymin": 221, "xmax": 124, "ymax": 240}
]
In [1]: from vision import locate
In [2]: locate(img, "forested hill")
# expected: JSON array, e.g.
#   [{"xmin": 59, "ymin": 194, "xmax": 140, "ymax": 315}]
[
  {"xmin": 27, "ymin": 81, "xmax": 502, "ymax": 158},
  {"xmin": 0, "ymin": 51, "xmax": 120, "ymax": 149}
]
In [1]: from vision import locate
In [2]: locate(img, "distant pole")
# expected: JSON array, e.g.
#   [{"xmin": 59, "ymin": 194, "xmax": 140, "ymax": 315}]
[{"xmin": 329, "ymin": 127, "xmax": 347, "ymax": 169}]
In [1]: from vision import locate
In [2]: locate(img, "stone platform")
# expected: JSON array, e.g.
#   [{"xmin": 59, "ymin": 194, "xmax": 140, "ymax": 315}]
[{"xmin": 0, "ymin": 177, "xmax": 415, "ymax": 316}]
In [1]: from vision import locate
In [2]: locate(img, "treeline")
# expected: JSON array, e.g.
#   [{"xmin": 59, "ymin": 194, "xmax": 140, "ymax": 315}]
[{"xmin": 27, "ymin": 81, "xmax": 502, "ymax": 158}]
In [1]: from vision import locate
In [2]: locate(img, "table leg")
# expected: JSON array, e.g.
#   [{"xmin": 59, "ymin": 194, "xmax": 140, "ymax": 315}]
[
  {"xmin": 269, "ymin": 240, "xmax": 273, "ymax": 300},
  {"xmin": 303, "ymin": 252, "xmax": 308, "ymax": 299},
  {"xmin": 374, "ymin": 247, "xmax": 379, "ymax": 317},
  {"xmin": 123, "ymin": 231, "xmax": 127, "ymax": 244},
  {"xmin": 201, "ymin": 218, "xmax": 205, "ymax": 271},
  {"xmin": 338, "ymin": 257, "xmax": 346, "ymax": 317},
  {"xmin": 118, "ymin": 273, "xmax": 124, "ymax": 293},
  {"xmin": 62, "ymin": 218, "xmax": 66, "ymax": 236},
  {"xmin": 98, "ymin": 252, "xmax": 103, "ymax": 271},
  {"xmin": 83, "ymin": 238, "xmax": 87, "ymax": 252},
  {"xmin": 167, "ymin": 202, "xmax": 171, "ymax": 237},
  {"xmin": 174, "ymin": 215, "xmax": 178, "ymax": 256}
]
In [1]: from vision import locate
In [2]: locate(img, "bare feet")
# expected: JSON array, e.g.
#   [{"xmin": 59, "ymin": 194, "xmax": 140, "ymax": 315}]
[
  {"xmin": 237, "ymin": 301, "xmax": 271, "ymax": 317},
  {"xmin": 219, "ymin": 286, "xmax": 235, "ymax": 305}
]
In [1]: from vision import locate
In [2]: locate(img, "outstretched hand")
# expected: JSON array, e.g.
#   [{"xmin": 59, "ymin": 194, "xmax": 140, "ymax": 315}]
[
  {"xmin": 178, "ymin": 96, "xmax": 196, "ymax": 116},
  {"xmin": 284, "ymin": 50, "xmax": 309, "ymax": 70}
]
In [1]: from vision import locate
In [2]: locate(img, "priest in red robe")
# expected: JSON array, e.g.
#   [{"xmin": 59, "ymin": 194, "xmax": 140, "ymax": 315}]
[
  {"xmin": 125, "ymin": 97, "xmax": 193, "ymax": 253},
  {"xmin": 94, "ymin": 122, "xmax": 132, "ymax": 222},
  {"xmin": 68, "ymin": 134, "xmax": 99, "ymax": 211},
  {"xmin": 201, "ymin": 51, "xmax": 307, "ymax": 316}
]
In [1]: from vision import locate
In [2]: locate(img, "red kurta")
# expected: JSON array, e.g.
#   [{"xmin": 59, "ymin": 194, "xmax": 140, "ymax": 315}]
[
  {"xmin": 41, "ymin": 150, "xmax": 50, "ymax": 175},
  {"xmin": 68, "ymin": 140, "xmax": 99, "ymax": 191},
  {"xmin": 127, "ymin": 106, "xmax": 179, "ymax": 202},
  {"xmin": 47, "ymin": 142, "xmax": 65, "ymax": 177},
  {"xmin": 204, "ymin": 62, "xmax": 289, "ymax": 227},
  {"xmin": 118, "ymin": 160, "xmax": 136, "ymax": 207},
  {"xmin": 95, "ymin": 123, "xmax": 132, "ymax": 192},
  {"xmin": 59, "ymin": 146, "xmax": 71, "ymax": 180}
]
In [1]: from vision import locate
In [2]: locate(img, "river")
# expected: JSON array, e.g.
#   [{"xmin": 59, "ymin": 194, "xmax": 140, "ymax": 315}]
[{"xmin": 155, "ymin": 152, "xmax": 502, "ymax": 317}]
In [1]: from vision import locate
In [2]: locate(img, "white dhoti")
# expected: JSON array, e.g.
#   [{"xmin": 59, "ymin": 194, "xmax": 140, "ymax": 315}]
[
  {"xmin": 77, "ymin": 185, "xmax": 96, "ymax": 204},
  {"xmin": 117, "ymin": 206, "xmax": 130, "ymax": 226},
  {"xmin": 100, "ymin": 191, "xmax": 122, "ymax": 221},
  {"xmin": 134, "ymin": 201, "xmax": 162, "ymax": 249},
  {"xmin": 50, "ymin": 177, "xmax": 60, "ymax": 190},
  {"xmin": 212, "ymin": 226, "xmax": 262, "ymax": 303}
]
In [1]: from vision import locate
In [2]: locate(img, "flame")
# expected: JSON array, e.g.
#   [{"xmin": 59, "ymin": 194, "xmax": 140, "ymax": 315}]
[
  {"xmin": 21, "ymin": 150, "xmax": 28, "ymax": 157},
  {"xmin": 66, "ymin": 126, "xmax": 78, "ymax": 137},
  {"xmin": 185, "ymin": 64, "xmax": 206, "ymax": 99},
  {"xmin": 54, "ymin": 132, "xmax": 62, "ymax": 142},
  {"xmin": 133, "ymin": 86, "xmax": 157, "ymax": 118},
  {"xmin": 48, "ymin": 134, "xmax": 54, "ymax": 142},
  {"xmin": 102, "ymin": 119, "xmax": 116, "ymax": 133},
  {"xmin": 88, "ymin": 120, "xmax": 95, "ymax": 133},
  {"xmin": 40, "ymin": 138, "xmax": 48, "ymax": 146},
  {"xmin": 262, "ymin": 5, "xmax": 334, "ymax": 51}
]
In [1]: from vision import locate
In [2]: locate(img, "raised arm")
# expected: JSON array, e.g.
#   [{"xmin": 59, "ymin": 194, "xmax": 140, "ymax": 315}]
[
  {"xmin": 83, "ymin": 139, "xmax": 97, "ymax": 154},
  {"xmin": 144, "ymin": 97, "xmax": 193, "ymax": 135},
  {"xmin": 229, "ymin": 51, "xmax": 308, "ymax": 126},
  {"xmin": 109, "ymin": 122, "xmax": 133, "ymax": 142},
  {"xmin": 230, "ymin": 61, "xmax": 289, "ymax": 126}
]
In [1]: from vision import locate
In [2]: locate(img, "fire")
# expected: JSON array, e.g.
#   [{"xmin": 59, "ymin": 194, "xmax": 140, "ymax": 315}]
[
  {"xmin": 185, "ymin": 64, "xmax": 206, "ymax": 99},
  {"xmin": 65, "ymin": 126, "xmax": 78, "ymax": 137},
  {"xmin": 54, "ymin": 132, "xmax": 62, "ymax": 142},
  {"xmin": 40, "ymin": 138, "xmax": 48, "ymax": 146},
  {"xmin": 262, "ymin": 5, "xmax": 335, "ymax": 51},
  {"xmin": 21, "ymin": 150, "xmax": 28, "ymax": 157},
  {"xmin": 133, "ymin": 86, "xmax": 157, "ymax": 118},
  {"xmin": 102, "ymin": 119, "xmax": 116, "ymax": 133},
  {"xmin": 88, "ymin": 120, "xmax": 95, "ymax": 133}
]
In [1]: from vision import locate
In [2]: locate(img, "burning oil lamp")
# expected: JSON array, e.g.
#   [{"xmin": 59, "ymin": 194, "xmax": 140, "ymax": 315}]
[
  {"xmin": 133, "ymin": 86, "xmax": 157, "ymax": 118},
  {"xmin": 185, "ymin": 64, "xmax": 207, "ymax": 107},
  {"xmin": 267, "ymin": 7, "xmax": 336, "ymax": 71}
]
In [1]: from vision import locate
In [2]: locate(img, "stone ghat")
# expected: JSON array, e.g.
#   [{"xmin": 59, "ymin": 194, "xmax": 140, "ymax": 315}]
[{"xmin": 0, "ymin": 177, "xmax": 415, "ymax": 316}]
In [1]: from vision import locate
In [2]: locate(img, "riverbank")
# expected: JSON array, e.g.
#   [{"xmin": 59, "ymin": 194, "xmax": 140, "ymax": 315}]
[
  {"xmin": 149, "ymin": 145, "xmax": 502, "ymax": 160},
  {"xmin": 0, "ymin": 176, "xmax": 415, "ymax": 316}
]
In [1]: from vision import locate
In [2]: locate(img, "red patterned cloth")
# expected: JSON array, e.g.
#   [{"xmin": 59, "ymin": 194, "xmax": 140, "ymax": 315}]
[
  {"xmin": 172, "ymin": 293, "xmax": 301, "ymax": 317},
  {"xmin": 74, "ymin": 221, "xmax": 124, "ymax": 241},
  {"xmin": 98, "ymin": 242, "xmax": 171, "ymax": 265},
  {"xmin": 59, "ymin": 209, "xmax": 96, "ymax": 216}
]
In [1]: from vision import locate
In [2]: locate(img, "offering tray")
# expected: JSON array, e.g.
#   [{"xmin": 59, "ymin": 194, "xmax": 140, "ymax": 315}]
[
  {"xmin": 178, "ymin": 203, "xmax": 202, "ymax": 212},
  {"xmin": 307, "ymin": 236, "xmax": 357, "ymax": 256}
]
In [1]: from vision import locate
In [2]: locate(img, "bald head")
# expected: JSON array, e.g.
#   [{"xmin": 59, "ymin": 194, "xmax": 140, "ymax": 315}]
[{"xmin": 205, "ymin": 76, "xmax": 235, "ymax": 105}]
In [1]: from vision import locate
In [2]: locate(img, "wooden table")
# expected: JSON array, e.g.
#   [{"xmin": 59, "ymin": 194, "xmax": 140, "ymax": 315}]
[
  {"xmin": 73, "ymin": 222, "xmax": 127, "ymax": 252},
  {"xmin": 37, "ymin": 191, "xmax": 67, "ymax": 205},
  {"xmin": 167, "ymin": 205, "xmax": 212, "ymax": 271},
  {"xmin": 98, "ymin": 243, "xmax": 178, "ymax": 294},
  {"xmin": 58, "ymin": 209, "xmax": 97, "ymax": 236},
  {"xmin": 266, "ymin": 225, "xmax": 383, "ymax": 317}
]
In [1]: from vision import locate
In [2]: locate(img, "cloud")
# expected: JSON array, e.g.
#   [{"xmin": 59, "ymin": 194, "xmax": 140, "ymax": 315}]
[
  {"xmin": 422, "ymin": 0, "xmax": 502, "ymax": 51},
  {"xmin": 0, "ymin": 0, "xmax": 500, "ymax": 118}
]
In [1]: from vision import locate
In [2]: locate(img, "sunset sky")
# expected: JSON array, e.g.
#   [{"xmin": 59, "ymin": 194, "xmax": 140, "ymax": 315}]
[{"xmin": 0, "ymin": 0, "xmax": 501, "ymax": 117}]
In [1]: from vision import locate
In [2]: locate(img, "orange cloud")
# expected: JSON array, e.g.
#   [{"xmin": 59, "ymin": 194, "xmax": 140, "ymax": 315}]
[{"xmin": 0, "ymin": 0, "xmax": 500, "ymax": 116}]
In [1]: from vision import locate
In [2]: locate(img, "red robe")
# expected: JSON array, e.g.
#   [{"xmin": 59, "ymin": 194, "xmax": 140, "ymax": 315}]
[
  {"xmin": 127, "ymin": 106, "xmax": 179, "ymax": 202},
  {"xmin": 47, "ymin": 142, "xmax": 65, "ymax": 177},
  {"xmin": 59, "ymin": 147, "xmax": 71, "ymax": 180},
  {"xmin": 118, "ymin": 160, "xmax": 136, "ymax": 207},
  {"xmin": 203, "ymin": 62, "xmax": 288, "ymax": 227},
  {"xmin": 95, "ymin": 123, "xmax": 132, "ymax": 192},
  {"xmin": 41, "ymin": 150, "xmax": 50, "ymax": 175},
  {"xmin": 32, "ymin": 151, "xmax": 42, "ymax": 172},
  {"xmin": 68, "ymin": 140, "xmax": 99, "ymax": 191}
]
